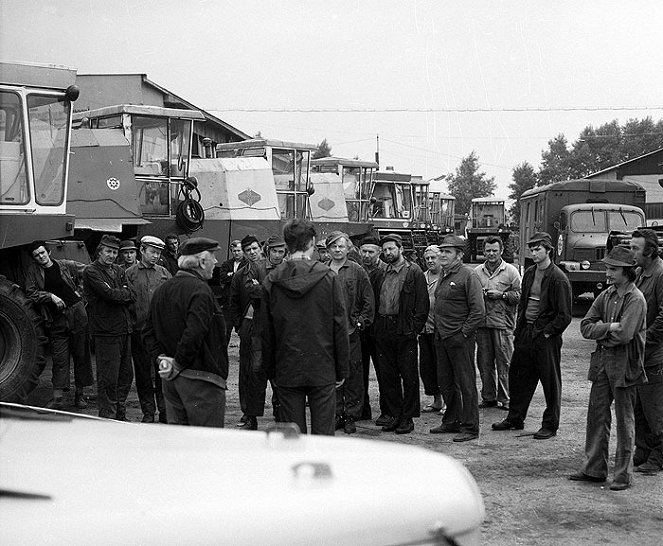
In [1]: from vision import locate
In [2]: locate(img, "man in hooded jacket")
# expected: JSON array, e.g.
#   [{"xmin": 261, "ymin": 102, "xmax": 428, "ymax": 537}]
[{"xmin": 261, "ymin": 219, "xmax": 350, "ymax": 435}]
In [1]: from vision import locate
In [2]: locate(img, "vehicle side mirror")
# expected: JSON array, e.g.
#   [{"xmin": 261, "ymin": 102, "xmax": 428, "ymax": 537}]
[{"xmin": 553, "ymin": 221, "xmax": 561, "ymax": 231}]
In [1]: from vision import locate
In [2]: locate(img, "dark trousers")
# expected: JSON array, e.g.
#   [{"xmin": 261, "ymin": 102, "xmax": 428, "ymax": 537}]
[
  {"xmin": 634, "ymin": 378, "xmax": 663, "ymax": 468},
  {"xmin": 374, "ymin": 316, "xmax": 420, "ymax": 421},
  {"xmin": 360, "ymin": 329, "xmax": 383, "ymax": 418},
  {"xmin": 221, "ymin": 306, "xmax": 234, "ymax": 348},
  {"xmin": 94, "ymin": 334, "xmax": 132, "ymax": 419},
  {"xmin": 507, "ymin": 324, "xmax": 562, "ymax": 431},
  {"xmin": 418, "ymin": 332, "xmax": 440, "ymax": 396},
  {"xmin": 278, "ymin": 383, "xmax": 336, "ymax": 435},
  {"xmin": 436, "ymin": 332, "xmax": 479, "ymax": 434},
  {"xmin": 238, "ymin": 318, "xmax": 267, "ymax": 417},
  {"xmin": 336, "ymin": 330, "xmax": 364, "ymax": 420},
  {"xmin": 49, "ymin": 302, "xmax": 93, "ymax": 390},
  {"xmin": 131, "ymin": 330, "xmax": 165, "ymax": 419},
  {"xmin": 162, "ymin": 376, "xmax": 225, "ymax": 427}
]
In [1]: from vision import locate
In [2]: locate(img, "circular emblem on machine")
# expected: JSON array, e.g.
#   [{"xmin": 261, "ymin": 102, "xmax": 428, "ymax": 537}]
[{"xmin": 106, "ymin": 177, "xmax": 120, "ymax": 191}]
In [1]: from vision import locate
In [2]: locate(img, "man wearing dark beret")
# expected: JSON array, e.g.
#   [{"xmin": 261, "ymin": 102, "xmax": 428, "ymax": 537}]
[{"xmin": 143, "ymin": 237, "xmax": 228, "ymax": 427}]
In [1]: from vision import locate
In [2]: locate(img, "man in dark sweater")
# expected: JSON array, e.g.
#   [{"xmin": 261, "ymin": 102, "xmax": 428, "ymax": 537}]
[
  {"xmin": 143, "ymin": 237, "xmax": 228, "ymax": 427},
  {"xmin": 261, "ymin": 219, "xmax": 349, "ymax": 435}
]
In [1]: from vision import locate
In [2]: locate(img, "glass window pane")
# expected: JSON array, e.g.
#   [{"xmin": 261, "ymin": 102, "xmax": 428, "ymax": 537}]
[
  {"xmin": 133, "ymin": 116, "xmax": 168, "ymax": 176},
  {"xmin": 169, "ymin": 119, "xmax": 191, "ymax": 178},
  {"xmin": 0, "ymin": 91, "xmax": 28, "ymax": 204},
  {"xmin": 570, "ymin": 210, "xmax": 607, "ymax": 233},
  {"xmin": 273, "ymin": 149, "xmax": 295, "ymax": 190},
  {"xmin": 608, "ymin": 211, "xmax": 643, "ymax": 231},
  {"xmin": 27, "ymin": 94, "xmax": 70, "ymax": 205}
]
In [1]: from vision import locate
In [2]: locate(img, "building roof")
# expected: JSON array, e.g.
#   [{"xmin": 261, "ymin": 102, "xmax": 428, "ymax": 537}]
[
  {"xmin": 73, "ymin": 104, "xmax": 206, "ymax": 121},
  {"xmin": 521, "ymin": 177, "xmax": 645, "ymax": 199},
  {"xmin": 585, "ymin": 147, "xmax": 663, "ymax": 178},
  {"xmin": 216, "ymin": 138, "xmax": 317, "ymax": 152},
  {"xmin": 311, "ymin": 156, "xmax": 379, "ymax": 168}
]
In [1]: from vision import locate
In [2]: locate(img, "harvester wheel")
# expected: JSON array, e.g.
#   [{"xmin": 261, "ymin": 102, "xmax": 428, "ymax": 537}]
[{"xmin": 0, "ymin": 276, "xmax": 47, "ymax": 402}]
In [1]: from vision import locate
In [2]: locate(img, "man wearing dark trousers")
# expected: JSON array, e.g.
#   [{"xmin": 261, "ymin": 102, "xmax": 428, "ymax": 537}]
[
  {"xmin": 214, "ymin": 239, "xmax": 245, "ymax": 346},
  {"xmin": 429, "ymin": 235, "xmax": 485, "ymax": 442},
  {"xmin": 83, "ymin": 235, "xmax": 135, "ymax": 420},
  {"xmin": 630, "ymin": 229, "xmax": 663, "ymax": 475},
  {"xmin": 359, "ymin": 235, "xmax": 386, "ymax": 422},
  {"xmin": 327, "ymin": 231, "xmax": 375, "ymax": 434},
  {"xmin": 261, "ymin": 219, "xmax": 349, "ymax": 435},
  {"xmin": 373, "ymin": 233, "xmax": 429, "ymax": 435},
  {"xmin": 492, "ymin": 232, "xmax": 572, "ymax": 439}
]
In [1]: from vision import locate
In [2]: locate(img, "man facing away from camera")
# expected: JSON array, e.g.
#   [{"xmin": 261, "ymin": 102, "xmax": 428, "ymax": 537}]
[{"xmin": 261, "ymin": 219, "xmax": 349, "ymax": 435}]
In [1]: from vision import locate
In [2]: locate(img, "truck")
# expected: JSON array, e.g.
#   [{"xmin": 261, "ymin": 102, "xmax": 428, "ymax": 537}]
[
  {"xmin": 519, "ymin": 178, "xmax": 646, "ymax": 300},
  {"xmin": 0, "ymin": 61, "xmax": 80, "ymax": 401},
  {"xmin": 464, "ymin": 197, "xmax": 515, "ymax": 263}
]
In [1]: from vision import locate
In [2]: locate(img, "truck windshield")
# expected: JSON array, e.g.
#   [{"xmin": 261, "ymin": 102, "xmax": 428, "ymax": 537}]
[
  {"xmin": 608, "ymin": 210, "xmax": 644, "ymax": 231},
  {"xmin": 0, "ymin": 91, "xmax": 28, "ymax": 204},
  {"xmin": 570, "ymin": 210, "xmax": 607, "ymax": 233},
  {"xmin": 27, "ymin": 94, "xmax": 70, "ymax": 206}
]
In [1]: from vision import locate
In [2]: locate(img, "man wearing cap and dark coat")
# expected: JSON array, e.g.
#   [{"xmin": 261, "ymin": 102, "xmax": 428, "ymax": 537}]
[
  {"xmin": 118, "ymin": 239, "xmax": 138, "ymax": 270},
  {"xmin": 126, "ymin": 236, "xmax": 171, "ymax": 423},
  {"xmin": 261, "ymin": 219, "xmax": 350, "ymax": 435},
  {"xmin": 359, "ymin": 234, "xmax": 386, "ymax": 421},
  {"xmin": 83, "ymin": 234, "xmax": 135, "ymax": 420},
  {"xmin": 143, "ymin": 237, "xmax": 228, "ymax": 427},
  {"xmin": 214, "ymin": 240, "xmax": 246, "ymax": 345},
  {"xmin": 493, "ymin": 232, "xmax": 572, "ymax": 439},
  {"xmin": 429, "ymin": 235, "xmax": 485, "ymax": 442},
  {"xmin": 569, "ymin": 246, "xmax": 647, "ymax": 491},
  {"xmin": 327, "ymin": 231, "xmax": 375, "ymax": 434},
  {"xmin": 372, "ymin": 233, "xmax": 429, "ymax": 435},
  {"xmin": 230, "ymin": 234, "xmax": 268, "ymax": 430}
]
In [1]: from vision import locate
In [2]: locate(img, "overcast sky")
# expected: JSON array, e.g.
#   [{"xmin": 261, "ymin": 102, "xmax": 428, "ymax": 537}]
[{"xmin": 3, "ymin": 0, "xmax": 662, "ymax": 198}]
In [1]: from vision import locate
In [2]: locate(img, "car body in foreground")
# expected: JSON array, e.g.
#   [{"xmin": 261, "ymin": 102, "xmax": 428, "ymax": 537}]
[{"xmin": 0, "ymin": 403, "xmax": 484, "ymax": 545}]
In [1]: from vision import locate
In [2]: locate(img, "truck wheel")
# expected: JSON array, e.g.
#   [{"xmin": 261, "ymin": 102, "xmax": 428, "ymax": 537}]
[
  {"xmin": 0, "ymin": 277, "xmax": 47, "ymax": 402},
  {"xmin": 502, "ymin": 236, "xmax": 515, "ymax": 263}
]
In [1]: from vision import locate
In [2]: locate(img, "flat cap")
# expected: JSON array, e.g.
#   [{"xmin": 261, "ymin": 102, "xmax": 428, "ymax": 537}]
[
  {"xmin": 380, "ymin": 233, "xmax": 403, "ymax": 247},
  {"xmin": 119, "ymin": 239, "xmax": 137, "ymax": 251},
  {"xmin": 438, "ymin": 234, "xmax": 466, "ymax": 251},
  {"xmin": 240, "ymin": 234, "xmax": 259, "ymax": 249},
  {"xmin": 140, "ymin": 235, "xmax": 165, "ymax": 250},
  {"xmin": 360, "ymin": 235, "xmax": 381, "ymax": 247},
  {"xmin": 325, "ymin": 231, "xmax": 349, "ymax": 248},
  {"xmin": 265, "ymin": 234, "xmax": 286, "ymax": 248},
  {"xmin": 602, "ymin": 245, "xmax": 636, "ymax": 267},
  {"xmin": 179, "ymin": 237, "xmax": 221, "ymax": 256},
  {"xmin": 99, "ymin": 234, "xmax": 121, "ymax": 250},
  {"xmin": 527, "ymin": 232, "xmax": 553, "ymax": 246}
]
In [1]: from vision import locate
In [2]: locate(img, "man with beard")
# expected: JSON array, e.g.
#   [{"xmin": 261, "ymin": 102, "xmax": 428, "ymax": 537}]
[
  {"xmin": 230, "ymin": 234, "xmax": 267, "ymax": 430},
  {"xmin": 373, "ymin": 233, "xmax": 429, "ymax": 435},
  {"xmin": 359, "ymin": 235, "xmax": 386, "ymax": 422},
  {"xmin": 126, "ymin": 236, "xmax": 171, "ymax": 423},
  {"xmin": 83, "ymin": 235, "xmax": 135, "ymax": 420},
  {"xmin": 327, "ymin": 231, "xmax": 374, "ymax": 434},
  {"xmin": 629, "ymin": 229, "xmax": 663, "ymax": 475},
  {"xmin": 492, "ymin": 232, "xmax": 572, "ymax": 439},
  {"xmin": 429, "ymin": 235, "xmax": 485, "ymax": 442}
]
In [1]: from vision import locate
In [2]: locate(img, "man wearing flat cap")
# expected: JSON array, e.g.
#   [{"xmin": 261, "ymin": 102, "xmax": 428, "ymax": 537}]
[
  {"xmin": 359, "ymin": 234, "xmax": 386, "ymax": 421},
  {"xmin": 83, "ymin": 234, "xmax": 135, "ymax": 420},
  {"xmin": 493, "ymin": 232, "xmax": 572, "ymax": 440},
  {"xmin": 429, "ymin": 235, "xmax": 485, "ymax": 442},
  {"xmin": 327, "ymin": 231, "xmax": 375, "ymax": 434},
  {"xmin": 143, "ymin": 237, "xmax": 228, "ymax": 427},
  {"xmin": 570, "ymin": 246, "xmax": 647, "ymax": 491},
  {"xmin": 126, "ymin": 236, "xmax": 171, "ymax": 423},
  {"xmin": 118, "ymin": 240, "xmax": 138, "ymax": 270},
  {"xmin": 372, "ymin": 233, "xmax": 429, "ymax": 435},
  {"xmin": 230, "ymin": 234, "xmax": 268, "ymax": 430}
]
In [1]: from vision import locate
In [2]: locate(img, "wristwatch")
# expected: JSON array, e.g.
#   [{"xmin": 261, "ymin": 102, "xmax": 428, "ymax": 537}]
[{"xmin": 501, "ymin": 292, "xmax": 507, "ymax": 300}]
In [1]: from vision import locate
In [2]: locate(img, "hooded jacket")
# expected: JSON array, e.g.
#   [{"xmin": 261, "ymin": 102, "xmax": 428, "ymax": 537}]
[{"xmin": 261, "ymin": 259, "xmax": 349, "ymax": 387}]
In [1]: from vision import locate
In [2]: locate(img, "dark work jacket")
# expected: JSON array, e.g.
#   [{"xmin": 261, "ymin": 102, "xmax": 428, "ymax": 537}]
[
  {"xmin": 261, "ymin": 260, "xmax": 349, "ymax": 387},
  {"xmin": 373, "ymin": 259, "xmax": 429, "ymax": 337},
  {"xmin": 213, "ymin": 257, "xmax": 246, "ymax": 307},
  {"xmin": 434, "ymin": 260, "xmax": 485, "ymax": 339},
  {"xmin": 229, "ymin": 259, "xmax": 266, "ymax": 329},
  {"xmin": 515, "ymin": 262, "xmax": 572, "ymax": 339},
  {"xmin": 83, "ymin": 261, "xmax": 134, "ymax": 336},
  {"xmin": 143, "ymin": 270, "xmax": 228, "ymax": 384}
]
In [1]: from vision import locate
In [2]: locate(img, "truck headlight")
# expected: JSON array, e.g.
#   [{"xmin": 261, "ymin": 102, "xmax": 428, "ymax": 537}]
[{"xmin": 580, "ymin": 260, "xmax": 591, "ymax": 270}]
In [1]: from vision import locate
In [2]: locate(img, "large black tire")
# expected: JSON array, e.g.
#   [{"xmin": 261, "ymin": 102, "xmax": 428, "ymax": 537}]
[
  {"xmin": 502, "ymin": 234, "xmax": 515, "ymax": 263},
  {"xmin": 0, "ymin": 276, "xmax": 47, "ymax": 402}
]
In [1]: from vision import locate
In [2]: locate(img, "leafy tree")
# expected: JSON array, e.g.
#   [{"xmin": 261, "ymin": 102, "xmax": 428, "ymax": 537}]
[
  {"xmin": 313, "ymin": 138, "xmax": 332, "ymax": 159},
  {"xmin": 508, "ymin": 161, "xmax": 537, "ymax": 225},
  {"xmin": 538, "ymin": 134, "xmax": 573, "ymax": 185},
  {"xmin": 446, "ymin": 151, "xmax": 496, "ymax": 214}
]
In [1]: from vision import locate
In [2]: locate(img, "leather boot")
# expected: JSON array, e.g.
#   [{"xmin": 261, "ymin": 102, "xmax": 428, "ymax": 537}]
[{"xmin": 74, "ymin": 390, "xmax": 88, "ymax": 409}]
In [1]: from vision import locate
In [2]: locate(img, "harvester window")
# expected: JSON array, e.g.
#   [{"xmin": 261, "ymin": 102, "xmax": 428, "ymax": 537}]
[
  {"xmin": 133, "ymin": 116, "xmax": 168, "ymax": 176},
  {"xmin": 0, "ymin": 91, "xmax": 28, "ymax": 205},
  {"xmin": 27, "ymin": 94, "xmax": 69, "ymax": 206}
]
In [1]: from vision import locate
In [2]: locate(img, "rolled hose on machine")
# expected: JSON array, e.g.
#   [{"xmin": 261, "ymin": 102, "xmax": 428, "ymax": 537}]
[{"xmin": 175, "ymin": 177, "xmax": 205, "ymax": 232}]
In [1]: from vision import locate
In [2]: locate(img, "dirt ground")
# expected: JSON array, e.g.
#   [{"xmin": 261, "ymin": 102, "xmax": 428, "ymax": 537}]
[{"xmin": 28, "ymin": 304, "xmax": 663, "ymax": 545}]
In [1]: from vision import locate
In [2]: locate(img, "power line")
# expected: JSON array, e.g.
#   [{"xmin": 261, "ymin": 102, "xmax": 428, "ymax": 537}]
[{"xmin": 207, "ymin": 105, "xmax": 663, "ymax": 113}]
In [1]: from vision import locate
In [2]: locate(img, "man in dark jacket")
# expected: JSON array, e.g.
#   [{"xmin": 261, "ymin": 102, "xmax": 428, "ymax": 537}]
[
  {"xmin": 143, "ymin": 237, "xmax": 228, "ymax": 427},
  {"xmin": 429, "ymin": 235, "xmax": 485, "ymax": 442},
  {"xmin": 158, "ymin": 233, "xmax": 180, "ymax": 276},
  {"xmin": 25, "ymin": 241, "xmax": 93, "ymax": 409},
  {"xmin": 83, "ymin": 235, "xmax": 135, "ymax": 420},
  {"xmin": 373, "ymin": 233, "xmax": 429, "ymax": 435},
  {"xmin": 493, "ymin": 232, "xmax": 572, "ymax": 439},
  {"xmin": 214, "ymin": 239, "xmax": 245, "ymax": 345},
  {"xmin": 261, "ymin": 219, "xmax": 349, "ymax": 435}
]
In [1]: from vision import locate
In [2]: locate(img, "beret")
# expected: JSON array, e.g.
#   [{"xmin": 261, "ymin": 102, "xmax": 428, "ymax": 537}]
[
  {"xmin": 360, "ymin": 235, "xmax": 381, "ymax": 247},
  {"xmin": 99, "ymin": 234, "xmax": 121, "ymax": 250},
  {"xmin": 179, "ymin": 237, "xmax": 221, "ymax": 256},
  {"xmin": 325, "ymin": 231, "xmax": 349, "ymax": 248},
  {"xmin": 380, "ymin": 233, "xmax": 403, "ymax": 247},
  {"xmin": 119, "ymin": 239, "xmax": 137, "ymax": 251},
  {"xmin": 241, "ymin": 234, "xmax": 259, "ymax": 249},
  {"xmin": 265, "ymin": 234, "xmax": 286, "ymax": 248},
  {"xmin": 527, "ymin": 232, "xmax": 553, "ymax": 246},
  {"xmin": 438, "ymin": 235, "xmax": 466, "ymax": 251}
]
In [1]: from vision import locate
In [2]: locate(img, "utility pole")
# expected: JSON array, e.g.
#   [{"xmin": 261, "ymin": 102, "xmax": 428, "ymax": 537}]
[{"xmin": 375, "ymin": 134, "xmax": 380, "ymax": 169}]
